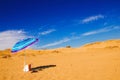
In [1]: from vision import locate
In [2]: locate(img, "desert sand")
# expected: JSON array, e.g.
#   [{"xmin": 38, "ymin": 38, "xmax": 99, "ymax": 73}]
[{"xmin": 0, "ymin": 39, "xmax": 120, "ymax": 80}]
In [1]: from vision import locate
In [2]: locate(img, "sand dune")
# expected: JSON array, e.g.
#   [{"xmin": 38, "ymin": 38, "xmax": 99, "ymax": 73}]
[
  {"xmin": 82, "ymin": 39, "xmax": 120, "ymax": 49},
  {"xmin": 0, "ymin": 39, "xmax": 120, "ymax": 80}
]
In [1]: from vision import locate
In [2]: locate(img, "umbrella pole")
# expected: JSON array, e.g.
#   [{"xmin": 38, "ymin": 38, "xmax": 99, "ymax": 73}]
[
  {"xmin": 24, "ymin": 52, "xmax": 26, "ymax": 66},
  {"xmin": 23, "ymin": 51, "xmax": 31, "ymax": 72}
]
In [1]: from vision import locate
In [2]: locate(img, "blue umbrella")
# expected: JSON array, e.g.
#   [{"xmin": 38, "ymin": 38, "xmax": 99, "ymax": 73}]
[
  {"xmin": 11, "ymin": 38, "xmax": 38, "ymax": 53},
  {"xmin": 11, "ymin": 38, "xmax": 38, "ymax": 69}
]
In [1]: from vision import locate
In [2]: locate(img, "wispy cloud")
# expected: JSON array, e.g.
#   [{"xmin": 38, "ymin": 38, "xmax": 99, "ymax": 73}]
[
  {"xmin": 81, "ymin": 14, "xmax": 104, "ymax": 24},
  {"xmin": 39, "ymin": 29, "xmax": 56, "ymax": 35},
  {"xmin": 82, "ymin": 26, "xmax": 120, "ymax": 36},
  {"xmin": 39, "ymin": 38, "xmax": 70, "ymax": 48},
  {"xmin": 39, "ymin": 24, "xmax": 49, "ymax": 30},
  {"xmin": 38, "ymin": 25, "xmax": 120, "ymax": 49},
  {"xmin": 0, "ymin": 30, "xmax": 29, "ymax": 50}
]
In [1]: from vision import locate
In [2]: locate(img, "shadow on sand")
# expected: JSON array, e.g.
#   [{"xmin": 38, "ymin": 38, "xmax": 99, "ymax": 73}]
[{"xmin": 31, "ymin": 65, "xmax": 56, "ymax": 73}]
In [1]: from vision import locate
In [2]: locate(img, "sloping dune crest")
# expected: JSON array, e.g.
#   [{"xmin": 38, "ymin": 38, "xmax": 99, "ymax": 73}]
[{"xmin": 82, "ymin": 40, "xmax": 120, "ymax": 49}]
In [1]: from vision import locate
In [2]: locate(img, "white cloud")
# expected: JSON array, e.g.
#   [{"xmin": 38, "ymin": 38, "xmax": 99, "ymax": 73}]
[
  {"xmin": 39, "ymin": 24, "xmax": 49, "ymax": 30},
  {"xmin": 37, "ymin": 25, "xmax": 120, "ymax": 49},
  {"xmin": 39, "ymin": 29, "xmax": 56, "ymax": 35},
  {"xmin": 0, "ymin": 30, "xmax": 29, "ymax": 50},
  {"xmin": 39, "ymin": 38, "xmax": 70, "ymax": 48},
  {"xmin": 81, "ymin": 14, "xmax": 104, "ymax": 24},
  {"xmin": 82, "ymin": 26, "xmax": 120, "ymax": 36}
]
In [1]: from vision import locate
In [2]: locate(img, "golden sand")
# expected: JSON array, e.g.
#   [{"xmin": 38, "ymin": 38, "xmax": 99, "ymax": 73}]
[{"xmin": 0, "ymin": 39, "xmax": 120, "ymax": 80}]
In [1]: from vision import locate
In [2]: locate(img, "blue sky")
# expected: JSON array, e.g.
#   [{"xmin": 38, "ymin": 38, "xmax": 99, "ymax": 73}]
[{"xmin": 0, "ymin": 0, "xmax": 120, "ymax": 50}]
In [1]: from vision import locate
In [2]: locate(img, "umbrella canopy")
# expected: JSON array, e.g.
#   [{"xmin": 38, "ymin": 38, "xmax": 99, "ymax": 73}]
[{"xmin": 11, "ymin": 38, "xmax": 38, "ymax": 53}]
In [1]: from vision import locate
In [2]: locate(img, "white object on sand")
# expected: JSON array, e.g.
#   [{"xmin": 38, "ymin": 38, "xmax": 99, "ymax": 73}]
[{"xmin": 23, "ymin": 64, "xmax": 31, "ymax": 72}]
